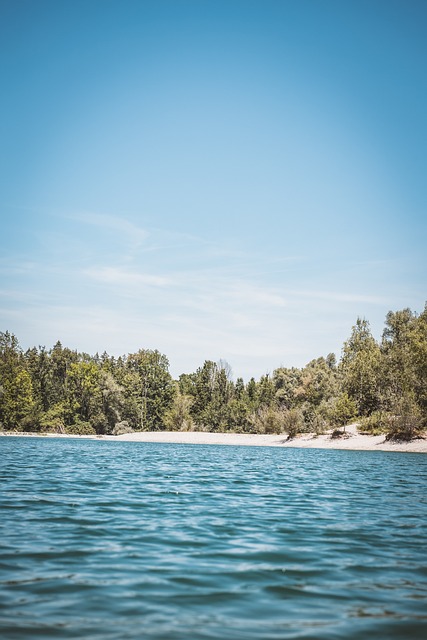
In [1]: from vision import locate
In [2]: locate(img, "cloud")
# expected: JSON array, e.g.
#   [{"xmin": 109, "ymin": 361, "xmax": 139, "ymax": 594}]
[
  {"xmin": 2, "ymin": 211, "xmax": 422, "ymax": 380},
  {"xmin": 68, "ymin": 212, "xmax": 148, "ymax": 244},
  {"xmin": 285, "ymin": 289, "xmax": 389, "ymax": 305},
  {"xmin": 84, "ymin": 266, "xmax": 171, "ymax": 287}
]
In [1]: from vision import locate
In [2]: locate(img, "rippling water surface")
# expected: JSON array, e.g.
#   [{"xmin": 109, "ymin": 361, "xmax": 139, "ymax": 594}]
[{"xmin": 1, "ymin": 437, "xmax": 426, "ymax": 639}]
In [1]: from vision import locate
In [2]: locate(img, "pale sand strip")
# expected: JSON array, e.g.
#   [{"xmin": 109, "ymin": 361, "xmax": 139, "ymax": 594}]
[
  {"xmin": 108, "ymin": 429, "xmax": 427, "ymax": 453},
  {"xmin": 3, "ymin": 428, "xmax": 426, "ymax": 453}
]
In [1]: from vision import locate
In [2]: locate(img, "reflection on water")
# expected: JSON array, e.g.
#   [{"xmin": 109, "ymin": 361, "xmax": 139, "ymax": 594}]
[{"xmin": 1, "ymin": 437, "xmax": 426, "ymax": 639}]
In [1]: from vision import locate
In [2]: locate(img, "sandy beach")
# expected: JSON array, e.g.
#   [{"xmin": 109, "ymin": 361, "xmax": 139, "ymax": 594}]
[{"xmin": 2, "ymin": 426, "xmax": 426, "ymax": 453}]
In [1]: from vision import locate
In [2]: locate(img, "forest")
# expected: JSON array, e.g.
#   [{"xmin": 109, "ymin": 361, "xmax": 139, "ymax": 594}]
[{"xmin": 0, "ymin": 304, "xmax": 426, "ymax": 441}]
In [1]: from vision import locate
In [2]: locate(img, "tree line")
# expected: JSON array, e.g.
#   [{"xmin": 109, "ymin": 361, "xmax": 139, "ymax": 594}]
[{"xmin": 0, "ymin": 304, "xmax": 426, "ymax": 440}]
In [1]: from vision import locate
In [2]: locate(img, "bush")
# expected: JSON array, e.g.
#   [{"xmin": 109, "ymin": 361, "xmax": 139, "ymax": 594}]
[
  {"xmin": 251, "ymin": 407, "xmax": 285, "ymax": 434},
  {"xmin": 309, "ymin": 413, "xmax": 328, "ymax": 435},
  {"xmin": 359, "ymin": 411, "xmax": 391, "ymax": 435},
  {"xmin": 19, "ymin": 412, "xmax": 42, "ymax": 432},
  {"xmin": 331, "ymin": 429, "xmax": 346, "ymax": 439},
  {"xmin": 65, "ymin": 421, "xmax": 97, "ymax": 436},
  {"xmin": 386, "ymin": 396, "xmax": 423, "ymax": 442},
  {"xmin": 328, "ymin": 393, "xmax": 357, "ymax": 430},
  {"xmin": 163, "ymin": 393, "xmax": 194, "ymax": 431},
  {"xmin": 282, "ymin": 408, "xmax": 305, "ymax": 439},
  {"xmin": 90, "ymin": 413, "xmax": 109, "ymax": 435},
  {"xmin": 39, "ymin": 404, "xmax": 66, "ymax": 433},
  {"xmin": 112, "ymin": 421, "xmax": 134, "ymax": 436}
]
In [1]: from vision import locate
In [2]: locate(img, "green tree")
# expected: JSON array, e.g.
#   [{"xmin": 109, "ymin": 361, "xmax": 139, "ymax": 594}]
[
  {"xmin": 273, "ymin": 367, "xmax": 301, "ymax": 410},
  {"xmin": 329, "ymin": 392, "xmax": 357, "ymax": 430},
  {"xmin": 294, "ymin": 357, "xmax": 338, "ymax": 409},
  {"xmin": 163, "ymin": 387, "xmax": 194, "ymax": 431},
  {"xmin": 49, "ymin": 341, "xmax": 78, "ymax": 407},
  {"xmin": 381, "ymin": 308, "xmax": 417, "ymax": 405},
  {"xmin": 126, "ymin": 349, "xmax": 175, "ymax": 430},
  {"xmin": 407, "ymin": 303, "xmax": 427, "ymax": 421},
  {"xmin": 340, "ymin": 318, "xmax": 382, "ymax": 416},
  {"xmin": 65, "ymin": 361, "xmax": 101, "ymax": 424},
  {"xmin": 0, "ymin": 332, "xmax": 35, "ymax": 429},
  {"xmin": 25, "ymin": 346, "xmax": 52, "ymax": 413},
  {"xmin": 386, "ymin": 394, "xmax": 423, "ymax": 441},
  {"xmin": 98, "ymin": 370, "xmax": 125, "ymax": 433}
]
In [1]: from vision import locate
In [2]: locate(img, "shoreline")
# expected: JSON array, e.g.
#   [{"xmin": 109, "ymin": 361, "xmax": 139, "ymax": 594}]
[{"xmin": 2, "ymin": 427, "xmax": 427, "ymax": 453}]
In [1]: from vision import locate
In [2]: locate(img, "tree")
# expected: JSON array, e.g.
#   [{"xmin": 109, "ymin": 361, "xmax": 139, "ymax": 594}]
[
  {"xmin": 273, "ymin": 367, "xmax": 301, "ymax": 410},
  {"xmin": 25, "ymin": 346, "xmax": 52, "ymax": 413},
  {"xmin": 0, "ymin": 332, "xmax": 35, "ymax": 429},
  {"xmin": 98, "ymin": 370, "xmax": 125, "ymax": 433},
  {"xmin": 257, "ymin": 374, "xmax": 275, "ymax": 407},
  {"xmin": 0, "ymin": 368, "xmax": 34, "ymax": 430},
  {"xmin": 65, "ymin": 361, "xmax": 100, "ymax": 424},
  {"xmin": 163, "ymin": 387, "xmax": 194, "ymax": 431},
  {"xmin": 381, "ymin": 308, "xmax": 417, "ymax": 405},
  {"xmin": 340, "ymin": 318, "xmax": 382, "ymax": 416},
  {"xmin": 294, "ymin": 357, "xmax": 338, "ymax": 409},
  {"xmin": 386, "ymin": 394, "xmax": 423, "ymax": 441},
  {"xmin": 49, "ymin": 341, "xmax": 78, "ymax": 407},
  {"xmin": 329, "ymin": 392, "xmax": 357, "ymax": 431},
  {"xmin": 126, "ymin": 350, "xmax": 175, "ymax": 430},
  {"xmin": 408, "ymin": 303, "xmax": 427, "ymax": 421}
]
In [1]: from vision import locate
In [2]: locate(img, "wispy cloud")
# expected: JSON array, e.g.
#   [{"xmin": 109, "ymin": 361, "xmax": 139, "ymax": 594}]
[
  {"xmin": 84, "ymin": 266, "xmax": 171, "ymax": 287},
  {"xmin": 68, "ymin": 212, "xmax": 148, "ymax": 244},
  {"xmin": 1, "ymin": 210, "xmax": 422, "ymax": 380},
  {"xmin": 285, "ymin": 289, "xmax": 389, "ymax": 305}
]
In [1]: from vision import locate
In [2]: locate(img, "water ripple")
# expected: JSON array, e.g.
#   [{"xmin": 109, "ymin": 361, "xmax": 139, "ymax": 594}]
[{"xmin": 1, "ymin": 437, "xmax": 426, "ymax": 639}]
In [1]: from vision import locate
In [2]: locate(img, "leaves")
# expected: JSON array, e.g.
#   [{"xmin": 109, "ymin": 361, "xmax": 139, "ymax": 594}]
[{"xmin": 1, "ymin": 302, "xmax": 425, "ymax": 435}]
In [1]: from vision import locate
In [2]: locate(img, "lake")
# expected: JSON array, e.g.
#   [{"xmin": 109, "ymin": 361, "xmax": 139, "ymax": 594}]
[{"xmin": 1, "ymin": 437, "xmax": 426, "ymax": 639}]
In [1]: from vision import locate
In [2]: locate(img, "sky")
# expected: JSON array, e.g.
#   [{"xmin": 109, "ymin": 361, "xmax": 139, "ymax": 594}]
[{"xmin": 0, "ymin": 0, "xmax": 426, "ymax": 380}]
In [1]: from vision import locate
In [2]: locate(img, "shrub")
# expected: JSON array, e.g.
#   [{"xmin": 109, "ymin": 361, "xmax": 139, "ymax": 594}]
[
  {"xmin": 386, "ymin": 396, "xmax": 423, "ymax": 442},
  {"xmin": 19, "ymin": 411, "xmax": 42, "ymax": 432},
  {"xmin": 65, "ymin": 421, "xmax": 96, "ymax": 436},
  {"xmin": 282, "ymin": 408, "xmax": 305, "ymax": 439},
  {"xmin": 309, "ymin": 412, "xmax": 328, "ymax": 435},
  {"xmin": 331, "ymin": 429, "xmax": 346, "ymax": 439},
  {"xmin": 359, "ymin": 411, "xmax": 391, "ymax": 435},
  {"xmin": 328, "ymin": 393, "xmax": 357, "ymax": 430},
  {"xmin": 90, "ymin": 413, "xmax": 109, "ymax": 435},
  {"xmin": 163, "ymin": 393, "xmax": 194, "ymax": 431},
  {"xmin": 250, "ymin": 407, "xmax": 284, "ymax": 434},
  {"xmin": 39, "ymin": 404, "xmax": 66, "ymax": 433},
  {"xmin": 112, "ymin": 421, "xmax": 134, "ymax": 436}
]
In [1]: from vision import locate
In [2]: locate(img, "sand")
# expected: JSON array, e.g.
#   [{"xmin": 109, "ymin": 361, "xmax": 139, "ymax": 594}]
[{"xmin": 3, "ymin": 425, "xmax": 427, "ymax": 453}]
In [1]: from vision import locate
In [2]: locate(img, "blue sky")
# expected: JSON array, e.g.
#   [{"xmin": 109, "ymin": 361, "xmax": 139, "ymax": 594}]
[{"xmin": 1, "ymin": 0, "xmax": 426, "ymax": 380}]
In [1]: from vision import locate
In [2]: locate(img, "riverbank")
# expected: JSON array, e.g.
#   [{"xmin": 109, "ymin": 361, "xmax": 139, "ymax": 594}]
[{"xmin": 2, "ymin": 426, "xmax": 426, "ymax": 452}]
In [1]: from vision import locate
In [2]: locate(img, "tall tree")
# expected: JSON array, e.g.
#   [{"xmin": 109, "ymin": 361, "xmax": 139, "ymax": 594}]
[
  {"xmin": 65, "ymin": 361, "xmax": 101, "ymax": 424},
  {"xmin": 340, "ymin": 318, "xmax": 382, "ymax": 416},
  {"xmin": 407, "ymin": 304, "xmax": 427, "ymax": 421},
  {"xmin": 381, "ymin": 308, "xmax": 417, "ymax": 406},
  {"xmin": 126, "ymin": 349, "xmax": 175, "ymax": 430},
  {"xmin": 0, "ymin": 332, "xmax": 35, "ymax": 429}
]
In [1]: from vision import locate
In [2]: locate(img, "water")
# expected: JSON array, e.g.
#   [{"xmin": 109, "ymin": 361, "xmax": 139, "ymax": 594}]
[{"xmin": 1, "ymin": 437, "xmax": 426, "ymax": 639}]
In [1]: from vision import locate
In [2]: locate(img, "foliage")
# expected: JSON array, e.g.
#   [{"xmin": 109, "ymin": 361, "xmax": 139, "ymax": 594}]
[
  {"xmin": 112, "ymin": 421, "xmax": 134, "ymax": 436},
  {"xmin": 126, "ymin": 350, "xmax": 175, "ymax": 430},
  {"xmin": 328, "ymin": 393, "xmax": 357, "ymax": 429},
  {"xmin": 340, "ymin": 318, "xmax": 382, "ymax": 416},
  {"xmin": 0, "ymin": 303, "xmax": 425, "ymax": 436},
  {"xmin": 163, "ymin": 389, "xmax": 194, "ymax": 431},
  {"xmin": 358, "ymin": 412, "xmax": 388, "ymax": 434},
  {"xmin": 282, "ymin": 408, "xmax": 305, "ymax": 439},
  {"xmin": 251, "ymin": 407, "xmax": 285, "ymax": 434},
  {"xmin": 385, "ymin": 395, "xmax": 423, "ymax": 442},
  {"xmin": 0, "ymin": 332, "xmax": 35, "ymax": 429},
  {"xmin": 65, "ymin": 421, "xmax": 97, "ymax": 436},
  {"xmin": 39, "ymin": 403, "xmax": 67, "ymax": 433}
]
